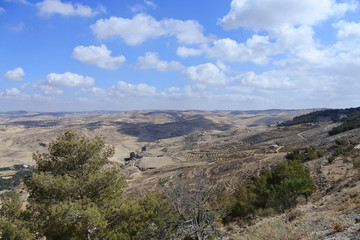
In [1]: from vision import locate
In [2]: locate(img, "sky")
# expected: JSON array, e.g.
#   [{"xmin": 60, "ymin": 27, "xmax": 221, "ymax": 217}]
[{"xmin": 1, "ymin": 0, "xmax": 360, "ymax": 112}]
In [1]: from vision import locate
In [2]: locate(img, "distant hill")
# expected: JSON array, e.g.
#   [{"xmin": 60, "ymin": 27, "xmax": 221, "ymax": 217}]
[{"xmin": 278, "ymin": 106, "xmax": 360, "ymax": 135}]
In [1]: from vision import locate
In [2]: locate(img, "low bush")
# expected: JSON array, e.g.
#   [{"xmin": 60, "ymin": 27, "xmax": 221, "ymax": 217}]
[
  {"xmin": 226, "ymin": 157, "xmax": 315, "ymax": 221},
  {"xmin": 353, "ymin": 158, "xmax": 360, "ymax": 169},
  {"xmin": 285, "ymin": 147, "xmax": 321, "ymax": 163},
  {"xmin": 331, "ymin": 220, "xmax": 350, "ymax": 232}
]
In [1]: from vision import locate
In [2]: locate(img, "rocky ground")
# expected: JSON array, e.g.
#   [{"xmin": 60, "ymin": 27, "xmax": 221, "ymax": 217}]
[{"xmin": 0, "ymin": 109, "xmax": 359, "ymax": 239}]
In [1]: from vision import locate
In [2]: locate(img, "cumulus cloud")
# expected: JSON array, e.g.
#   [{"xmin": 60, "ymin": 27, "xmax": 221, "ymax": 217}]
[
  {"xmin": 176, "ymin": 46, "xmax": 203, "ymax": 58},
  {"xmin": 3, "ymin": 67, "xmax": 25, "ymax": 81},
  {"xmin": 207, "ymin": 36, "xmax": 273, "ymax": 64},
  {"xmin": 80, "ymin": 87, "xmax": 107, "ymax": 97},
  {"xmin": 5, "ymin": 88, "xmax": 21, "ymax": 96},
  {"xmin": 232, "ymin": 71, "xmax": 293, "ymax": 89},
  {"xmin": 32, "ymin": 82, "xmax": 63, "ymax": 95},
  {"xmin": 90, "ymin": 13, "xmax": 207, "ymax": 45},
  {"xmin": 44, "ymin": 72, "xmax": 94, "ymax": 87},
  {"xmin": 219, "ymin": 0, "xmax": 357, "ymax": 30},
  {"xmin": 182, "ymin": 63, "xmax": 227, "ymax": 86},
  {"xmin": 178, "ymin": 24, "xmax": 316, "ymax": 65},
  {"xmin": 136, "ymin": 52, "xmax": 184, "ymax": 72},
  {"xmin": 36, "ymin": 0, "xmax": 104, "ymax": 17},
  {"xmin": 165, "ymin": 87, "xmax": 181, "ymax": 93},
  {"xmin": 73, "ymin": 44, "xmax": 126, "ymax": 70},
  {"xmin": 109, "ymin": 81, "xmax": 157, "ymax": 97},
  {"xmin": 334, "ymin": 20, "xmax": 360, "ymax": 41},
  {"xmin": 80, "ymin": 81, "xmax": 158, "ymax": 99}
]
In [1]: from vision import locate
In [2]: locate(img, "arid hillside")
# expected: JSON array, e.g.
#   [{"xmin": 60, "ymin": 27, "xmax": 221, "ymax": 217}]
[{"xmin": 0, "ymin": 109, "xmax": 359, "ymax": 239}]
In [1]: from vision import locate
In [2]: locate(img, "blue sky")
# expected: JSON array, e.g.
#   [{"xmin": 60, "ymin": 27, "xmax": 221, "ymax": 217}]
[{"xmin": 1, "ymin": 0, "xmax": 360, "ymax": 111}]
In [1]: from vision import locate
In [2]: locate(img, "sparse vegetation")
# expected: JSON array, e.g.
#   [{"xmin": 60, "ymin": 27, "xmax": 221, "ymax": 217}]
[
  {"xmin": 331, "ymin": 220, "xmax": 350, "ymax": 232},
  {"xmin": 164, "ymin": 172, "xmax": 226, "ymax": 240},
  {"xmin": 226, "ymin": 155, "xmax": 315, "ymax": 221},
  {"xmin": 278, "ymin": 107, "xmax": 360, "ymax": 136},
  {"xmin": 353, "ymin": 158, "xmax": 360, "ymax": 169},
  {"xmin": 0, "ymin": 109, "xmax": 359, "ymax": 239},
  {"xmin": 285, "ymin": 147, "xmax": 323, "ymax": 163},
  {"xmin": 327, "ymin": 139, "xmax": 356, "ymax": 164}
]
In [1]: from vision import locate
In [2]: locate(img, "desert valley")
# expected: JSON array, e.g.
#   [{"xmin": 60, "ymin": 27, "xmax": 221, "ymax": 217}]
[{"xmin": 0, "ymin": 109, "xmax": 359, "ymax": 239}]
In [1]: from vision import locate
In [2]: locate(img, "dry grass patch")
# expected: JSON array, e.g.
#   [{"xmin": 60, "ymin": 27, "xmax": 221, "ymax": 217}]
[{"xmin": 229, "ymin": 218, "xmax": 314, "ymax": 240}]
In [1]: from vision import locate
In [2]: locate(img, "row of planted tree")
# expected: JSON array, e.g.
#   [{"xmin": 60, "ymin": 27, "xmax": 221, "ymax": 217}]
[{"xmin": 0, "ymin": 130, "xmax": 315, "ymax": 240}]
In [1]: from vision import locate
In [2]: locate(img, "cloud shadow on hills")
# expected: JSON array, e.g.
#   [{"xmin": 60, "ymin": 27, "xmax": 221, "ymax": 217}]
[{"xmin": 114, "ymin": 116, "xmax": 232, "ymax": 142}]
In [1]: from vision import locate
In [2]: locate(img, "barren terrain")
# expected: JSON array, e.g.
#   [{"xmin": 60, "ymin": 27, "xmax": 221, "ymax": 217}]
[{"xmin": 0, "ymin": 109, "xmax": 359, "ymax": 239}]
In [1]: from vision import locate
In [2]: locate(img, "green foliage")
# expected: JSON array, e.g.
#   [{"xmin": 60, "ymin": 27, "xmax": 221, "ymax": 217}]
[
  {"xmin": 335, "ymin": 139, "xmax": 348, "ymax": 146},
  {"xmin": 226, "ymin": 185, "xmax": 256, "ymax": 219},
  {"xmin": 277, "ymin": 106, "xmax": 360, "ymax": 135},
  {"xmin": 105, "ymin": 192, "xmax": 173, "ymax": 240},
  {"xmin": 0, "ymin": 191, "xmax": 22, "ymax": 220},
  {"xmin": 328, "ymin": 156, "xmax": 336, "ymax": 164},
  {"xmin": 353, "ymin": 158, "xmax": 360, "ymax": 169},
  {"xmin": 33, "ymin": 130, "xmax": 115, "ymax": 177},
  {"xmin": 0, "ymin": 168, "xmax": 35, "ymax": 191},
  {"xmin": 278, "ymin": 109, "xmax": 349, "ymax": 126},
  {"xmin": 24, "ymin": 130, "xmax": 126, "ymax": 239},
  {"xmin": 227, "ymin": 156, "xmax": 315, "ymax": 220},
  {"xmin": 327, "ymin": 139, "xmax": 356, "ymax": 164},
  {"xmin": 19, "ymin": 130, "xmax": 174, "ymax": 240},
  {"xmin": 285, "ymin": 147, "xmax": 320, "ymax": 163},
  {"xmin": 272, "ymin": 178, "xmax": 311, "ymax": 210},
  {"xmin": 317, "ymin": 151, "xmax": 325, "ymax": 158},
  {"xmin": 0, "ymin": 191, "xmax": 34, "ymax": 239},
  {"xmin": 329, "ymin": 110, "xmax": 360, "ymax": 135}
]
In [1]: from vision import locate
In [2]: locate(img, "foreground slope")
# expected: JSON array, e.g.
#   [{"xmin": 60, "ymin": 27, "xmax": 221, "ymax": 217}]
[{"xmin": 0, "ymin": 109, "xmax": 359, "ymax": 239}]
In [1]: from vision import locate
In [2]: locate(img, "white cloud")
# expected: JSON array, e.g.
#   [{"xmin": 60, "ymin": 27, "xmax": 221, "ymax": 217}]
[
  {"xmin": 73, "ymin": 44, "xmax": 126, "ymax": 70},
  {"xmin": 207, "ymin": 36, "xmax": 273, "ymax": 64},
  {"xmin": 329, "ymin": 20, "xmax": 360, "ymax": 56},
  {"xmin": 90, "ymin": 13, "xmax": 207, "ymax": 45},
  {"xmin": 165, "ymin": 87, "xmax": 180, "ymax": 93},
  {"xmin": 220, "ymin": 0, "xmax": 357, "ymax": 30},
  {"xmin": 231, "ymin": 71, "xmax": 293, "ymax": 89},
  {"xmin": 131, "ymin": 0, "xmax": 156, "ymax": 13},
  {"xmin": 176, "ymin": 46, "xmax": 203, "ymax": 58},
  {"xmin": 216, "ymin": 61, "xmax": 230, "ymax": 72},
  {"xmin": 136, "ymin": 52, "xmax": 184, "ymax": 72},
  {"xmin": 144, "ymin": 0, "xmax": 156, "ymax": 9},
  {"xmin": 334, "ymin": 20, "xmax": 360, "ymax": 41},
  {"xmin": 36, "ymin": 0, "xmax": 103, "ymax": 17},
  {"xmin": 80, "ymin": 87, "xmax": 107, "ymax": 97},
  {"xmin": 180, "ymin": 24, "xmax": 316, "ymax": 65},
  {"xmin": 81, "ymin": 81, "xmax": 158, "ymax": 99},
  {"xmin": 32, "ymin": 82, "xmax": 63, "ymax": 95},
  {"xmin": 182, "ymin": 63, "xmax": 227, "ymax": 86},
  {"xmin": 109, "ymin": 81, "xmax": 157, "ymax": 97},
  {"xmin": 0, "ymin": 7, "xmax": 5, "ymax": 14},
  {"xmin": 3, "ymin": 67, "xmax": 25, "ymax": 81},
  {"xmin": 5, "ymin": 88, "xmax": 21, "ymax": 96},
  {"xmin": 44, "ymin": 72, "xmax": 94, "ymax": 87}
]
